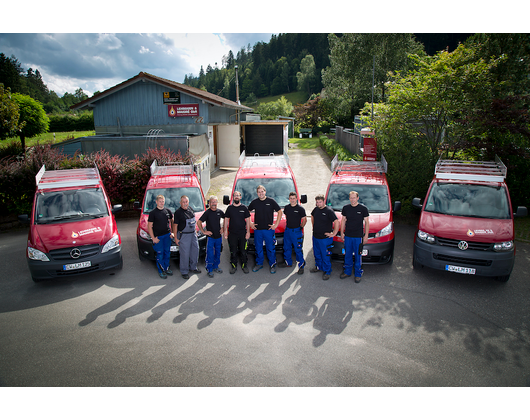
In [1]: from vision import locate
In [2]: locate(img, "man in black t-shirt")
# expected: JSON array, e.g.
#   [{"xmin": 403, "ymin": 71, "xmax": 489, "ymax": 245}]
[
  {"xmin": 224, "ymin": 191, "xmax": 251, "ymax": 274},
  {"xmin": 199, "ymin": 196, "xmax": 225, "ymax": 278},
  {"xmin": 248, "ymin": 185, "xmax": 283, "ymax": 273},
  {"xmin": 279, "ymin": 192, "xmax": 307, "ymax": 274},
  {"xmin": 310, "ymin": 194, "xmax": 339, "ymax": 280},
  {"xmin": 147, "ymin": 195, "xmax": 174, "ymax": 279},
  {"xmin": 340, "ymin": 190, "xmax": 370, "ymax": 283}
]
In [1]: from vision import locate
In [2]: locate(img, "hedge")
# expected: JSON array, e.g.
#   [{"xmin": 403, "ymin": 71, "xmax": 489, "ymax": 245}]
[
  {"xmin": 48, "ymin": 112, "xmax": 94, "ymax": 132},
  {"xmin": 0, "ymin": 144, "xmax": 193, "ymax": 216},
  {"xmin": 319, "ymin": 135, "xmax": 361, "ymax": 161}
]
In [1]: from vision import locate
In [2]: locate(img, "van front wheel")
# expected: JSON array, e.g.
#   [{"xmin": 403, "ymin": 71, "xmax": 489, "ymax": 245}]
[{"xmin": 495, "ymin": 274, "xmax": 510, "ymax": 283}]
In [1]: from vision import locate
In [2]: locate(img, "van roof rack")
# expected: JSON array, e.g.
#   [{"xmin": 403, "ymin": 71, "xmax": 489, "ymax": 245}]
[
  {"xmin": 435, "ymin": 155, "xmax": 506, "ymax": 182},
  {"xmin": 331, "ymin": 154, "xmax": 387, "ymax": 173},
  {"xmin": 150, "ymin": 159, "xmax": 194, "ymax": 176},
  {"xmin": 35, "ymin": 165, "xmax": 101, "ymax": 189},
  {"xmin": 239, "ymin": 151, "xmax": 290, "ymax": 169}
]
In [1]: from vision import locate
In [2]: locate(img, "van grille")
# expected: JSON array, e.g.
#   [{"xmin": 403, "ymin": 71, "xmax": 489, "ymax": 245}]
[
  {"xmin": 437, "ymin": 237, "xmax": 491, "ymax": 251},
  {"xmin": 49, "ymin": 244, "xmax": 100, "ymax": 261}
]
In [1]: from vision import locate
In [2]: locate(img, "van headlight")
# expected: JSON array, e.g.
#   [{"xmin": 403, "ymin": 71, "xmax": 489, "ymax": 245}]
[
  {"xmin": 102, "ymin": 234, "xmax": 120, "ymax": 253},
  {"xmin": 139, "ymin": 229, "xmax": 152, "ymax": 240},
  {"xmin": 375, "ymin": 222, "xmax": 393, "ymax": 238},
  {"xmin": 28, "ymin": 247, "xmax": 50, "ymax": 261},
  {"xmin": 417, "ymin": 230, "xmax": 436, "ymax": 244},
  {"xmin": 493, "ymin": 241, "xmax": 513, "ymax": 252}
]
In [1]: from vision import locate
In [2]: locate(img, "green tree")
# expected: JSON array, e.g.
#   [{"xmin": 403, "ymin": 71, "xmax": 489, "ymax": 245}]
[
  {"xmin": 0, "ymin": 84, "xmax": 21, "ymax": 140},
  {"xmin": 256, "ymin": 96, "xmax": 294, "ymax": 120},
  {"xmin": 364, "ymin": 44, "xmax": 502, "ymax": 160},
  {"xmin": 322, "ymin": 33, "xmax": 424, "ymax": 125},
  {"xmin": 11, "ymin": 93, "xmax": 49, "ymax": 150},
  {"xmin": 297, "ymin": 54, "xmax": 317, "ymax": 95}
]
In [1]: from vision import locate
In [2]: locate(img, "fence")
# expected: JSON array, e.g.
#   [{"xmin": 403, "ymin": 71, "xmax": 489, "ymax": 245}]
[{"xmin": 334, "ymin": 126, "xmax": 361, "ymax": 156}]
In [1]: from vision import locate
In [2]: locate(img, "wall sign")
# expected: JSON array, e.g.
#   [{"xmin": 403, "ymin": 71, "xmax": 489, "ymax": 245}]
[
  {"xmin": 163, "ymin": 91, "xmax": 180, "ymax": 104},
  {"xmin": 168, "ymin": 104, "xmax": 199, "ymax": 117}
]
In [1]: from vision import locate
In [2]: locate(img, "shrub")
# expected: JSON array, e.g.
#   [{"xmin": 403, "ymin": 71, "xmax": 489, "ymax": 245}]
[{"xmin": 0, "ymin": 145, "xmax": 195, "ymax": 217}]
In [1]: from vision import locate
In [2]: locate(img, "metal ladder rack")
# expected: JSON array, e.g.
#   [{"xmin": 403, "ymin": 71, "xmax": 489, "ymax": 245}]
[
  {"xmin": 331, "ymin": 154, "xmax": 387, "ymax": 173},
  {"xmin": 239, "ymin": 151, "xmax": 290, "ymax": 169},
  {"xmin": 35, "ymin": 165, "xmax": 101, "ymax": 189},
  {"xmin": 150, "ymin": 159, "xmax": 194, "ymax": 176},
  {"xmin": 435, "ymin": 155, "xmax": 506, "ymax": 182}
]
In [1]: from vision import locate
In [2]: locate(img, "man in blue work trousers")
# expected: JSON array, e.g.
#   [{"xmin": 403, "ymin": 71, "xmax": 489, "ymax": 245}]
[
  {"xmin": 249, "ymin": 185, "xmax": 283, "ymax": 274},
  {"xmin": 340, "ymin": 191, "xmax": 370, "ymax": 283},
  {"xmin": 147, "ymin": 195, "xmax": 174, "ymax": 279},
  {"xmin": 310, "ymin": 194, "xmax": 339, "ymax": 281},
  {"xmin": 279, "ymin": 192, "xmax": 306, "ymax": 274},
  {"xmin": 198, "ymin": 196, "xmax": 225, "ymax": 278}
]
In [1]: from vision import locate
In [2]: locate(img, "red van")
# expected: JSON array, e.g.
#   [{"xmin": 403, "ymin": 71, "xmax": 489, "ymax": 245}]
[
  {"xmin": 412, "ymin": 156, "xmax": 527, "ymax": 282},
  {"xmin": 19, "ymin": 165, "xmax": 123, "ymax": 282},
  {"xmin": 135, "ymin": 160, "xmax": 207, "ymax": 260},
  {"xmin": 223, "ymin": 152, "xmax": 307, "ymax": 252},
  {"xmin": 324, "ymin": 155, "xmax": 401, "ymax": 264}
]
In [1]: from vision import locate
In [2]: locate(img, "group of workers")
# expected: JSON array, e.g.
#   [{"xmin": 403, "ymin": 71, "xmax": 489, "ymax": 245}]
[{"xmin": 147, "ymin": 185, "xmax": 369, "ymax": 283}]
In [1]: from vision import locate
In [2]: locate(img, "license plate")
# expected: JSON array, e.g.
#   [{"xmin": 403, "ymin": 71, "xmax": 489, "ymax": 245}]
[
  {"xmin": 170, "ymin": 245, "xmax": 178, "ymax": 252},
  {"xmin": 445, "ymin": 265, "xmax": 476, "ymax": 274},
  {"xmin": 63, "ymin": 261, "xmax": 91, "ymax": 271}
]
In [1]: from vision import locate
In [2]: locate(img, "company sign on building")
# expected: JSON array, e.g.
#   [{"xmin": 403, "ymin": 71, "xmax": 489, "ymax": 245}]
[{"xmin": 168, "ymin": 104, "xmax": 199, "ymax": 117}]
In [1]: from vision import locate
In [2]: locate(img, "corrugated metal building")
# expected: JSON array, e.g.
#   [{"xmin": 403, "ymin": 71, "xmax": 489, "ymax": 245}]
[{"xmin": 71, "ymin": 72, "xmax": 254, "ymax": 168}]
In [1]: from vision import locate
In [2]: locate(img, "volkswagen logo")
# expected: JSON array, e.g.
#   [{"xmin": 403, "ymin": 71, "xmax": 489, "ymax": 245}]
[
  {"xmin": 70, "ymin": 248, "xmax": 82, "ymax": 259},
  {"xmin": 458, "ymin": 241, "xmax": 469, "ymax": 251}
]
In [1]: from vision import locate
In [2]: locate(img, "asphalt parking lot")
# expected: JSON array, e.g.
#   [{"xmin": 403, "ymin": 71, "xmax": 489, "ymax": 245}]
[{"xmin": 1, "ymin": 146, "xmax": 530, "ymax": 389}]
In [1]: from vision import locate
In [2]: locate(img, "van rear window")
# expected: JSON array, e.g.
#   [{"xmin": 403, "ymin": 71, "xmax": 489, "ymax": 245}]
[
  {"xmin": 424, "ymin": 183, "xmax": 510, "ymax": 219},
  {"xmin": 36, "ymin": 189, "xmax": 108, "ymax": 223}
]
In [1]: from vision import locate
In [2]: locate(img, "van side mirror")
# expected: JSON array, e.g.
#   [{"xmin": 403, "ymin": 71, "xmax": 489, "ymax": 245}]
[
  {"xmin": 112, "ymin": 204, "xmax": 123, "ymax": 214},
  {"xmin": 18, "ymin": 214, "xmax": 30, "ymax": 224},
  {"xmin": 515, "ymin": 206, "xmax": 528, "ymax": 217},
  {"xmin": 300, "ymin": 194, "xmax": 307, "ymax": 204},
  {"xmin": 393, "ymin": 201, "xmax": 401, "ymax": 213},
  {"xmin": 412, "ymin": 198, "xmax": 422, "ymax": 210},
  {"xmin": 223, "ymin": 195, "xmax": 230, "ymax": 205},
  {"xmin": 133, "ymin": 201, "xmax": 142, "ymax": 211}
]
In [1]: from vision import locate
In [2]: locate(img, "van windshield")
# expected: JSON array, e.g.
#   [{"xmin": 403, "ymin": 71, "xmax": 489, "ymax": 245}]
[
  {"xmin": 234, "ymin": 178, "xmax": 296, "ymax": 207},
  {"xmin": 143, "ymin": 187, "xmax": 205, "ymax": 214},
  {"xmin": 35, "ymin": 188, "xmax": 108, "ymax": 223},
  {"xmin": 424, "ymin": 183, "xmax": 511, "ymax": 219},
  {"xmin": 326, "ymin": 184, "xmax": 390, "ymax": 213}
]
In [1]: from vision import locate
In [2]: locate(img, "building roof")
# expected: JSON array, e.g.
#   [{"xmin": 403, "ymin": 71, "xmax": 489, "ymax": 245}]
[{"xmin": 71, "ymin": 71, "xmax": 253, "ymax": 112}]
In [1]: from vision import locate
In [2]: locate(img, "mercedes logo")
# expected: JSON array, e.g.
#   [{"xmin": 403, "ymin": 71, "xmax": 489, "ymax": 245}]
[
  {"xmin": 70, "ymin": 248, "xmax": 82, "ymax": 259},
  {"xmin": 458, "ymin": 241, "xmax": 469, "ymax": 251}
]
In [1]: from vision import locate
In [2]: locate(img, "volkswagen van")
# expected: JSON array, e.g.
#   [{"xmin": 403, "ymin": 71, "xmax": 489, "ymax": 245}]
[
  {"xmin": 324, "ymin": 155, "xmax": 401, "ymax": 264},
  {"xmin": 412, "ymin": 156, "xmax": 527, "ymax": 282}
]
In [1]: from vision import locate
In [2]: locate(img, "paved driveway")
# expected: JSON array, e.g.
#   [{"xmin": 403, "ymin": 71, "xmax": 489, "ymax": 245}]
[{"xmin": 1, "ymin": 147, "xmax": 530, "ymax": 388}]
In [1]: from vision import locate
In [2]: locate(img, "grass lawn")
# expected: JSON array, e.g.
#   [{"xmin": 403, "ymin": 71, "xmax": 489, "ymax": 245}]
[
  {"xmin": 243, "ymin": 91, "xmax": 309, "ymax": 108},
  {"xmin": 3, "ymin": 131, "xmax": 96, "ymax": 148},
  {"xmin": 515, "ymin": 216, "xmax": 530, "ymax": 243},
  {"xmin": 288, "ymin": 136, "xmax": 321, "ymax": 149}
]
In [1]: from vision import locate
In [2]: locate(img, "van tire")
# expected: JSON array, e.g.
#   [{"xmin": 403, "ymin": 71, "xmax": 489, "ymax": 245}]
[
  {"xmin": 412, "ymin": 252, "xmax": 423, "ymax": 270},
  {"xmin": 495, "ymin": 274, "xmax": 510, "ymax": 283}
]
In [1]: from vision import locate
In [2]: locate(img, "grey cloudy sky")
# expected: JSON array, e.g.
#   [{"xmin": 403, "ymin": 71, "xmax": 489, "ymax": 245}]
[{"xmin": 0, "ymin": 33, "xmax": 274, "ymax": 96}]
